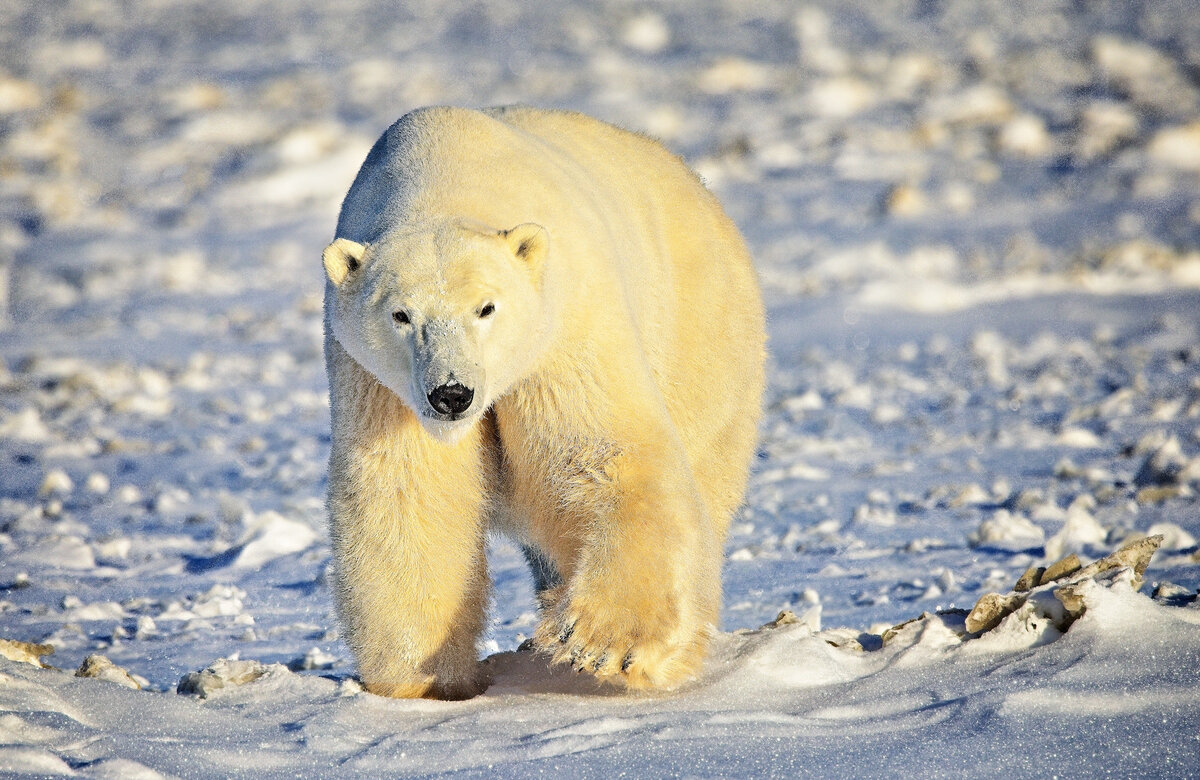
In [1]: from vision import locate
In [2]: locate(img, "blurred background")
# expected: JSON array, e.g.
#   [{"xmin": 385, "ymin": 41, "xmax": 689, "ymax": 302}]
[{"xmin": 2, "ymin": 0, "xmax": 1199, "ymax": 330}]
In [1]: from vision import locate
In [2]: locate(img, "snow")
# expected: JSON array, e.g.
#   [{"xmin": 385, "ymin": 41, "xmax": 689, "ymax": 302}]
[{"xmin": 2, "ymin": 0, "xmax": 1200, "ymax": 776}]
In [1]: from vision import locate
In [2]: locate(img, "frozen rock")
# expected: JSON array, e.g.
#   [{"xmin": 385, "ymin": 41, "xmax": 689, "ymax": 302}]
[
  {"xmin": 273, "ymin": 121, "xmax": 343, "ymax": 166},
  {"xmin": 781, "ymin": 390, "xmax": 823, "ymax": 413},
  {"xmin": 927, "ymin": 84, "xmax": 1013, "ymax": 126},
  {"xmin": 1044, "ymin": 499, "xmax": 1107, "ymax": 560},
  {"xmin": 75, "ymin": 654, "xmax": 140, "ymax": 689},
  {"xmin": 94, "ymin": 536, "xmax": 131, "ymax": 562},
  {"xmin": 883, "ymin": 183, "xmax": 928, "ymax": 217},
  {"xmin": 965, "ymin": 593, "xmax": 1021, "ymax": 633},
  {"xmin": 1132, "ymin": 434, "xmax": 1190, "ymax": 482},
  {"xmin": 20, "ymin": 535, "xmax": 96, "ymax": 570},
  {"xmin": 763, "ymin": 606, "xmax": 821, "ymax": 634},
  {"xmin": 970, "ymin": 330, "xmax": 1010, "ymax": 383},
  {"xmin": 882, "ymin": 611, "xmax": 970, "ymax": 651},
  {"xmin": 1053, "ymin": 457, "xmax": 1083, "ymax": 479},
  {"xmin": 698, "ymin": 58, "xmax": 773, "ymax": 95},
  {"xmin": 995, "ymin": 114, "xmax": 1052, "ymax": 157},
  {"xmin": 232, "ymin": 512, "xmax": 318, "ymax": 569},
  {"xmin": 166, "ymin": 81, "xmax": 225, "ymax": 114},
  {"xmin": 1091, "ymin": 35, "xmax": 1198, "ymax": 115},
  {"xmin": 967, "ymin": 535, "xmax": 1163, "ymax": 635},
  {"xmin": 1014, "ymin": 554, "xmax": 1081, "ymax": 592},
  {"xmin": 0, "ymin": 639, "xmax": 54, "ymax": 668},
  {"xmin": 1134, "ymin": 436, "xmax": 1197, "ymax": 487},
  {"xmin": 968, "ymin": 510, "xmax": 1045, "ymax": 549},
  {"xmin": 1145, "ymin": 522, "xmax": 1197, "ymax": 551},
  {"xmin": 947, "ymin": 483, "xmax": 991, "ymax": 508},
  {"xmin": 1071, "ymin": 534, "xmax": 1161, "ymax": 590},
  {"xmin": 190, "ymin": 584, "xmax": 246, "ymax": 618},
  {"xmin": 1135, "ymin": 484, "xmax": 1189, "ymax": 504},
  {"xmin": 1073, "ymin": 99, "xmax": 1139, "ymax": 162},
  {"xmin": 884, "ymin": 53, "xmax": 942, "ymax": 99},
  {"xmin": 1029, "ymin": 499, "xmax": 1067, "ymax": 522},
  {"xmin": 813, "ymin": 627, "xmax": 865, "ymax": 651},
  {"xmin": 1042, "ymin": 553, "xmax": 1084, "ymax": 584},
  {"xmin": 0, "ymin": 407, "xmax": 51, "ymax": 442},
  {"xmin": 0, "ymin": 73, "xmax": 41, "ymax": 113},
  {"xmin": 115, "ymin": 485, "xmax": 143, "ymax": 504},
  {"xmin": 621, "ymin": 11, "xmax": 670, "ymax": 54},
  {"xmin": 1057, "ymin": 427, "xmax": 1102, "ymax": 448},
  {"xmin": 807, "ymin": 76, "xmax": 876, "ymax": 118},
  {"xmin": 288, "ymin": 647, "xmax": 338, "ymax": 671},
  {"xmin": 84, "ymin": 472, "xmax": 110, "ymax": 495},
  {"xmin": 1013, "ymin": 566, "xmax": 1042, "ymax": 592},
  {"xmin": 755, "ymin": 140, "xmax": 802, "ymax": 170},
  {"xmin": 177, "ymin": 658, "xmax": 283, "ymax": 698},
  {"xmin": 1152, "ymin": 581, "xmax": 1196, "ymax": 605},
  {"xmin": 38, "ymin": 469, "xmax": 74, "ymax": 497},
  {"xmin": 134, "ymin": 616, "xmax": 156, "ymax": 639},
  {"xmin": 63, "ymin": 600, "xmax": 126, "ymax": 621},
  {"xmin": 852, "ymin": 504, "xmax": 895, "ymax": 526},
  {"xmin": 793, "ymin": 7, "xmax": 849, "ymax": 74},
  {"xmin": 870, "ymin": 402, "xmax": 905, "ymax": 425}
]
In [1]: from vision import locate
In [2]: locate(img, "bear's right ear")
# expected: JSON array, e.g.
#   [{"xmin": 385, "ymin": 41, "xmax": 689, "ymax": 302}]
[{"xmin": 323, "ymin": 238, "xmax": 366, "ymax": 286}]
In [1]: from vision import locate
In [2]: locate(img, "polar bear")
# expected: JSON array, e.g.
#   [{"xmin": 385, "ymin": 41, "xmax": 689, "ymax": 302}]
[{"xmin": 323, "ymin": 106, "xmax": 764, "ymax": 699}]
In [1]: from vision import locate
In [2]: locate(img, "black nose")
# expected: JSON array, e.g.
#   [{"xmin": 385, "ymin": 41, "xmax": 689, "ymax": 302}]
[{"xmin": 427, "ymin": 382, "xmax": 474, "ymax": 416}]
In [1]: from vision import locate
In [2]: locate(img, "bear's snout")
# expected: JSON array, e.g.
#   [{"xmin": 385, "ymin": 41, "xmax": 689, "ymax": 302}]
[{"xmin": 427, "ymin": 382, "xmax": 474, "ymax": 417}]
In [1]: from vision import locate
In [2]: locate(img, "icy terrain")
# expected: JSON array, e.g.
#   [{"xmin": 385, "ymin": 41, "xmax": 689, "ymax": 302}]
[{"xmin": 2, "ymin": 0, "xmax": 1200, "ymax": 776}]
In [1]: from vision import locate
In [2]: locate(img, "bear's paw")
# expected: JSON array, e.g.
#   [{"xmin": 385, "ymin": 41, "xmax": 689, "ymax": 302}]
[{"xmin": 533, "ymin": 581, "xmax": 710, "ymax": 691}]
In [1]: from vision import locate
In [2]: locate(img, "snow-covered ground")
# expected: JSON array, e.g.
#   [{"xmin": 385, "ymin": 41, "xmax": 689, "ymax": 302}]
[{"xmin": 2, "ymin": 1, "xmax": 1200, "ymax": 776}]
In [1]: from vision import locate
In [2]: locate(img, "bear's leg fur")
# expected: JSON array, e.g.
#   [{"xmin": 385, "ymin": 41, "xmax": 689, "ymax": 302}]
[
  {"xmin": 522, "ymin": 545, "xmax": 563, "ymax": 602},
  {"xmin": 326, "ymin": 338, "xmax": 490, "ymax": 700},
  {"xmin": 530, "ymin": 421, "xmax": 722, "ymax": 690}
]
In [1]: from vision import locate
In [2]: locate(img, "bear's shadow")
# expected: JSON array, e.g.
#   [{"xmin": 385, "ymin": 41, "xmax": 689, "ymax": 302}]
[{"xmin": 480, "ymin": 647, "xmax": 627, "ymax": 698}]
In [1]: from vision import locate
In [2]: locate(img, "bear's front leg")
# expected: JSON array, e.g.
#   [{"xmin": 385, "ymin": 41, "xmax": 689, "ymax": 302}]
[
  {"xmin": 532, "ymin": 434, "xmax": 723, "ymax": 690},
  {"xmin": 327, "ymin": 351, "xmax": 490, "ymax": 700}
]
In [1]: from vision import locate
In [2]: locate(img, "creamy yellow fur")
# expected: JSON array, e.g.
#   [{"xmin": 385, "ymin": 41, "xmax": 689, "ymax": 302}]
[{"xmin": 324, "ymin": 106, "xmax": 764, "ymax": 698}]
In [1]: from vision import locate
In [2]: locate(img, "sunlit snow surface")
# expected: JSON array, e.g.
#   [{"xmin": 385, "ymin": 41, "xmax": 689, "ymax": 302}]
[{"xmin": 2, "ymin": 1, "xmax": 1200, "ymax": 776}]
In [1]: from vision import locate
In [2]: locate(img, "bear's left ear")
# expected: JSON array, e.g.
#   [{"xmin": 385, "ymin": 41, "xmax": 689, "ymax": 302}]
[
  {"xmin": 502, "ymin": 223, "xmax": 548, "ymax": 272},
  {"xmin": 323, "ymin": 238, "xmax": 366, "ymax": 286}
]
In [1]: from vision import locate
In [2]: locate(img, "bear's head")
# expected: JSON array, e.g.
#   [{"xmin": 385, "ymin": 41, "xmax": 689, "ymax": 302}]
[{"xmin": 323, "ymin": 219, "xmax": 549, "ymax": 442}]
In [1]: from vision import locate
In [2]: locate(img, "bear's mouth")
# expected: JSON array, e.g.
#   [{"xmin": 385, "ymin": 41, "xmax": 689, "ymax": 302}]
[
  {"xmin": 424, "ymin": 410, "xmax": 469, "ymax": 422},
  {"xmin": 417, "ymin": 410, "xmax": 479, "ymax": 444}
]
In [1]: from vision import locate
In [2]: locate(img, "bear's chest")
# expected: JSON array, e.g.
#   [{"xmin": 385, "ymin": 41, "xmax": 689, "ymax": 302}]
[{"xmin": 485, "ymin": 400, "xmax": 621, "ymax": 541}]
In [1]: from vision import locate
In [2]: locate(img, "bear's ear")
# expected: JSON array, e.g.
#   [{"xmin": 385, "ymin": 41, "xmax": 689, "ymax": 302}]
[
  {"xmin": 502, "ymin": 223, "xmax": 548, "ymax": 271},
  {"xmin": 323, "ymin": 238, "xmax": 366, "ymax": 286}
]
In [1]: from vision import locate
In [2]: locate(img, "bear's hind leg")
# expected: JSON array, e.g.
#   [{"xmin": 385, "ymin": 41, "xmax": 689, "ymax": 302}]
[{"xmin": 522, "ymin": 545, "xmax": 563, "ymax": 606}]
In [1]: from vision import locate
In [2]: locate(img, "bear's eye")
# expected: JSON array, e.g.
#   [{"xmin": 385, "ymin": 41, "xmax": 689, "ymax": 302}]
[
  {"xmin": 478, "ymin": 302, "xmax": 495, "ymax": 319},
  {"xmin": 392, "ymin": 310, "xmax": 410, "ymax": 325}
]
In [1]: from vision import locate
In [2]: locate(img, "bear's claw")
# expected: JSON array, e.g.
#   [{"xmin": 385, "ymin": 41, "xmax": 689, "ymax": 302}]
[
  {"xmin": 557, "ymin": 621, "xmax": 575, "ymax": 644},
  {"xmin": 535, "ymin": 612, "xmax": 688, "ymax": 689}
]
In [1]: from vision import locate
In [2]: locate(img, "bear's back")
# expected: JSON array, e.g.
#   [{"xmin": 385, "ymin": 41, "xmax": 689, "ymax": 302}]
[
  {"xmin": 484, "ymin": 106, "xmax": 698, "ymax": 180},
  {"xmin": 340, "ymin": 105, "xmax": 711, "ymax": 234}
]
